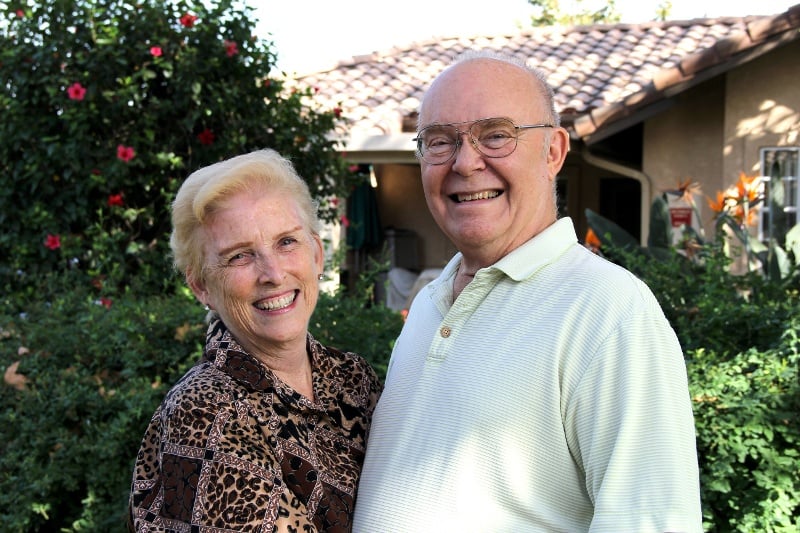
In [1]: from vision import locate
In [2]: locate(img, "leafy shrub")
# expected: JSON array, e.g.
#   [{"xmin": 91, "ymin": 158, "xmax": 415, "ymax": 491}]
[
  {"xmin": 0, "ymin": 274, "xmax": 402, "ymax": 532},
  {"xmin": 690, "ymin": 321, "xmax": 800, "ymax": 532},
  {"xmin": 0, "ymin": 0, "xmax": 357, "ymax": 300},
  {"xmin": 0, "ymin": 287, "xmax": 206, "ymax": 531}
]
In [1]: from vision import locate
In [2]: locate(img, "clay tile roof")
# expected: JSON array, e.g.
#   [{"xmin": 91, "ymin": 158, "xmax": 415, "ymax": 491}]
[{"xmin": 293, "ymin": 4, "xmax": 800, "ymax": 144}]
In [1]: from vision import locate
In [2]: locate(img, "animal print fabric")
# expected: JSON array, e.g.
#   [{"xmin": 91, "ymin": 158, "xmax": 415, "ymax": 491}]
[{"xmin": 129, "ymin": 318, "xmax": 382, "ymax": 532}]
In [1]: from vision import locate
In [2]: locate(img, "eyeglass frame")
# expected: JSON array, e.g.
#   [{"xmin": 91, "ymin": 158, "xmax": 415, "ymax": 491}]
[{"xmin": 412, "ymin": 116, "xmax": 555, "ymax": 165}]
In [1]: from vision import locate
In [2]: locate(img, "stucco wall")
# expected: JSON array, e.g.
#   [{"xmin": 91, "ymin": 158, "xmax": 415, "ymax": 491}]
[
  {"xmin": 643, "ymin": 39, "xmax": 800, "ymax": 238},
  {"xmin": 372, "ymin": 163, "xmax": 457, "ymax": 269},
  {"xmin": 723, "ymin": 39, "xmax": 800, "ymax": 178},
  {"xmin": 643, "ymin": 77, "xmax": 726, "ymax": 234}
]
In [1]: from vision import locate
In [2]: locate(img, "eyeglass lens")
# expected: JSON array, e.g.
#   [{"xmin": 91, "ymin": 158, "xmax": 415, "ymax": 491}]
[{"xmin": 417, "ymin": 118, "xmax": 519, "ymax": 164}]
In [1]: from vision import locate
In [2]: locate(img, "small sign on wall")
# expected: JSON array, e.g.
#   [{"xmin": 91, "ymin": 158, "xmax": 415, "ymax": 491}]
[{"xmin": 667, "ymin": 196, "xmax": 701, "ymax": 246}]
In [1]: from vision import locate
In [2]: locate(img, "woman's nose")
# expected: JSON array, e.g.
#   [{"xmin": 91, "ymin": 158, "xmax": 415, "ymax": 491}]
[{"xmin": 255, "ymin": 253, "xmax": 284, "ymax": 283}]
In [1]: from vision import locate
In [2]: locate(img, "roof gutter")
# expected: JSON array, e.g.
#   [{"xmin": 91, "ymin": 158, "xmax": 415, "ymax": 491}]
[{"xmin": 580, "ymin": 145, "xmax": 653, "ymax": 246}]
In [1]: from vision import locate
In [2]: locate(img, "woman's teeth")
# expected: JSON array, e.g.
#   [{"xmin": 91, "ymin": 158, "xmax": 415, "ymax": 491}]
[{"xmin": 256, "ymin": 293, "xmax": 295, "ymax": 311}]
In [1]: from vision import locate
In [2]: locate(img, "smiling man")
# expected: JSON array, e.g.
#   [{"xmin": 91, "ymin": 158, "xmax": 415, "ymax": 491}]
[{"xmin": 352, "ymin": 51, "xmax": 703, "ymax": 532}]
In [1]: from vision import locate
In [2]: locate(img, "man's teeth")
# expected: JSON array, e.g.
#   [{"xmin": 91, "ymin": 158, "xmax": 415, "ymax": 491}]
[
  {"xmin": 256, "ymin": 293, "xmax": 295, "ymax": 311},
  {"xmin": 457, "ymin": 191, "xmax": 499, "ymax": 202}
]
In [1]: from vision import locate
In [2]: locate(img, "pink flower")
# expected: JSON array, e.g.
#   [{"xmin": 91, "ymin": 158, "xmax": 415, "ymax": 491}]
[
  {"xmin": 333, "ymin": 107, "xmax": 342, "ymax": 118},
  {"xmin": 180, "ymin": 13, "xmax": 197, "ymax": 27},
  {"xmin": 348, "ymin": 164, "xmax": 360, "ymax": 172},
  {"xmin": 116, "ymin": 145, "xmax": 135, "ymax": 163},
  {"xmin": 45, "ymin": 234, "xmax": 61, "ymax": 250},
  {"xmin": 16, "ymin": 9, "xmax": 24, "ymax": 17},
  {"xmin": 224, "ymin": 40, "xmax": 238, "ymax": 57},
  {"xmin": 150, "ymin": 46, "xmax": 162, "ymax": 57},
  {"xmin": 197, "ymin": 128, "xmax": 215, "ymax": 146},
  {"xmin": 107, "ymin": 193, "xmax": 124, "ymax": 207},
  {"xmin": 67, "ymin": 82, "xmax": 86, "ymax": 101},
  {"xmin": 99, "ymin": 297, "xmax": 113, "ymax": 309},
  {"xmin": 340, "ymin": 215, "xmax": 350, "ymax": 228}
]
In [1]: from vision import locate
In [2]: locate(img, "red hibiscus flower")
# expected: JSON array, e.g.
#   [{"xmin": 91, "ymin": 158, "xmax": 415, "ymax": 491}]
[
  {"xmin": 108, "ymin": 193, "xmax": 124, "ymax": 207},
  {"xmin": 45, "ymin": 234, "xmax": 61, "ymax": 250},
  {"xmin": 180, "ymin": 13, "xmax": 197, "ymax": 27},
  {"xmin": 333, "ymin": 107, "xmax": 342, "ymax": 118},
  {"xmin": 67, "ymin": 82, "xmax": 86, "ymax": 101},
  {"xmin": 116, "ymin": 145, "xmax": 135, "ymax": 163},
  {"xmin": 99, "ymin": 297, "xmax": 113, "ymax": 309},
  {"xmin": 224, "ymin": 40, "xmax": 238, "ymax": 57},
  {"xmin": 150, "ymin": 46, "xmax": 162, "ymax": 57},
  {"xmin": 197, "ymin": 128, "xmax": 215, "ymax": 146}
]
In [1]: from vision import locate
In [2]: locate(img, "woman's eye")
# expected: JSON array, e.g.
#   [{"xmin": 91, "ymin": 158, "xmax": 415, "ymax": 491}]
[
  {"xmin": 226, "ymin": 252, "xmax": 251, "ymax": 266},
  {"xmin": 280, "ymin": 236, "xmax": 298, "ymax": 247}
]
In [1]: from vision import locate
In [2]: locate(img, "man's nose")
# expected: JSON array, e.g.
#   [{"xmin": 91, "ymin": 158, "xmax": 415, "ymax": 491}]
[{"xmin": 451, "ymin": 132, "xmax": 485, "ymax": 174}]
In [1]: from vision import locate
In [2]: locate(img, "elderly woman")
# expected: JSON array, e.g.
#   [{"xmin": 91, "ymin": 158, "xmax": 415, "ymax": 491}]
[{"xmin": 129, "ymin": 149, "xmax": 382, "ymax": 532}]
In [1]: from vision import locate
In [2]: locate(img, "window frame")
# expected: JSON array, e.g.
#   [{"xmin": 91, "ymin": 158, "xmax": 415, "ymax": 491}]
[{"xmin": 758, "ymin": 147, "xmax": 799, "ymax": 243}]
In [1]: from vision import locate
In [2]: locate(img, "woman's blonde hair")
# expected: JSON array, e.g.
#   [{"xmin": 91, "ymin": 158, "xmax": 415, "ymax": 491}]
[{"xmin": 170, "ymin": 149, "xmax": 320, "ymax": 283}]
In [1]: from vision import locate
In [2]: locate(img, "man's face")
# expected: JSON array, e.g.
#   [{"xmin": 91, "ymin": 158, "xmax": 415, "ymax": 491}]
[{"xmin": 418, "ymin": 59, "xmax": 568, "ymax": 265}]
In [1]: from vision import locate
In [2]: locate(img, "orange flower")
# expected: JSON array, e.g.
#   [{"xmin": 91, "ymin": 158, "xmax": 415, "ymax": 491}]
[
  {"xmin": 584, "ymin": 228, "xmax": 601, "ymax": 252},
  {"xmin": 735, "ymin": 172, "xmax": 760, "ymax": 204},
  {"xmin": 731, "ymin": 203, "xmax": 758, "ymax": 226},
  {"xmin": 665, "ymin": 177, "xmax": 702, "ymax": 205},
  {"xmin": 707, "ymin": 191, "xmax": 727, "ymax": 214}
]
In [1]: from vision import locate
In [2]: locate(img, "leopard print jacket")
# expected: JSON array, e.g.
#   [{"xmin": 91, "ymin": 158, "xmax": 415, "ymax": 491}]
[{"xmin": 128, "ymin": 318, "xmax": 382, "ymax": 532}]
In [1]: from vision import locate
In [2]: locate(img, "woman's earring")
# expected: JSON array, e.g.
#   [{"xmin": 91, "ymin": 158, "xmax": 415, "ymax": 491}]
[
  {"xmin": 317, "ymin": 274, "xmax": 324, "ymax": 280},
  {"xmin": 204, "ymin": 304, "xmax": 210, "ymax": 311}
]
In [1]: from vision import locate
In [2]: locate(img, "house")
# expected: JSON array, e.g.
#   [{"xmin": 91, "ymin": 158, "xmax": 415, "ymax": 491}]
[{"xmin": 293, "ymin": 5, "xmax": 800, "ymax": 293}]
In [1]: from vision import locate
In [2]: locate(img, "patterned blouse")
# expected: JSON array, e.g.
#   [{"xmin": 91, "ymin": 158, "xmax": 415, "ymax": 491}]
[{"xmin": 129, "ymin": 318, "xmax": 382, "ymax": 532}]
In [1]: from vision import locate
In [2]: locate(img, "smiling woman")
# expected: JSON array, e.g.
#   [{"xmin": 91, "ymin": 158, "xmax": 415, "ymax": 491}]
[{"xmin": 128, "ymin": 149, "xmax": 382, "ymax": 532}]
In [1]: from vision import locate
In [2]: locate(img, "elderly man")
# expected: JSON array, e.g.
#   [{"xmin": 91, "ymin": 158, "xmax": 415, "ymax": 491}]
[{"xmin": 353, "ymin": 51, "xmax": 702, "ymax": 532}]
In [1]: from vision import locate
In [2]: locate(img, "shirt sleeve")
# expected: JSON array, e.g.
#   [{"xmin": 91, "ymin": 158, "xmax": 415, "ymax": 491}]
[{"xmin": 564, "ymin": 289, "xmax": 703, "ymax": 533}]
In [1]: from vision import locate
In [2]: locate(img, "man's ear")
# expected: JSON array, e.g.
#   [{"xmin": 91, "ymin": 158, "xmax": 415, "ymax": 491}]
[{"xmin": 547, "ymin": 127, "xmax": 570, "ymax": 179}]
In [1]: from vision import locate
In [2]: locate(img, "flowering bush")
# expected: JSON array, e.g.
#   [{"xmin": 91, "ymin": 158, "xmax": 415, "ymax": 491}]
[{"xmin": 0, "ymin": 0, "xmax": 358, "ymax": 302}]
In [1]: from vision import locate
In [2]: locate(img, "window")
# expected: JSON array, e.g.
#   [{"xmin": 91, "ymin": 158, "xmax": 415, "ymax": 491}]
[{"xmin": 759, "ymin": 147, "xmax": 799, "ymax": 244}]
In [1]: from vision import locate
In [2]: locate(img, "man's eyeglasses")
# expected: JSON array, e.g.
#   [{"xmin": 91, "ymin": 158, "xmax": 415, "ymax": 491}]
[{"xmin": 413, "ymin": 117, "xmax": 554, "ymax": 165}]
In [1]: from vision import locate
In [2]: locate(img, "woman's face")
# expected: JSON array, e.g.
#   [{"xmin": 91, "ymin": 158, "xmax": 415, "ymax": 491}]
[{"xmin": 190, "ymin": 188, "xmax": 323, "ymax": 358}]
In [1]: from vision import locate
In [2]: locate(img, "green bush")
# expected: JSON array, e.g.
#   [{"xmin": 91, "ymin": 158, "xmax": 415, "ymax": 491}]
[
  {"xmin": 0, "ymin": 0, "xmax": 357, "ymax": 301},
  {"xmin": 0, "ymin": 286, "xmax": 206, "ymax": 531},
  {"xmin": 689, "ymin": 323, "xmax": 800, "ymax": 532},
  {"xmin": 0, "ymin": 276, "xmax": 402, "ymax": 532}
]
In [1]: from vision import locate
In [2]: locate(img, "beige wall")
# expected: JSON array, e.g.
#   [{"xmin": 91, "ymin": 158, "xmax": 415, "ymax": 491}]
[
  {"xmin": 372, "ymin": 163, "xmax": 457, "ymax": 269},
  {"xmin": 643, "ymin": 77, "xmax": 726, "ymax": 235},
  {"xmin": 723, "ymin": 39, "xmax": 800, "ymax": 178},
  {"xmin": 643, "ymin": 39, "xmax": 800, "ymax": 237}
]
